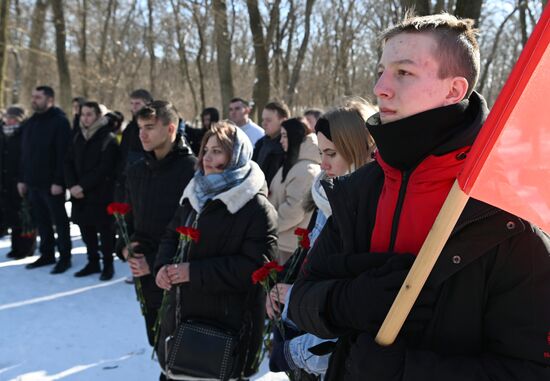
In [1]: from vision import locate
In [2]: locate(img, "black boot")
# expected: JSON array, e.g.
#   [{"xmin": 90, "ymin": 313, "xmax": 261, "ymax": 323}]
[
  {"xmin": 74, "ymin": 261, "xmax": 101, "ymax": 277},
  {"xmin": 51, "ymin": 256, "xmax": 72, "ymax": 274},
  {"xmin": 12, "ymin": 233, "xmax": 37, "ymax": 259},
  {"xmin": 26, "ymin": 254, "xmax": 56, "ymax": 269},
  {"xmin": 100, "ymin": 261, "xmax": 114, "ymax": 281}
]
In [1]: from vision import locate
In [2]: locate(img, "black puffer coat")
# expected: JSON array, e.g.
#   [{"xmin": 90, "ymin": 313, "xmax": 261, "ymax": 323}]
[
  {"xmin": 0, "ymin": 128, "xmax": 25, "ymax": 225},
  {"xmin": 124, "ymin": 135, "xmax": 196, "ymax": 276},
  {"xmin": 155, "ymin": 164, "xmax": 278, "ymax": 379},
  {"xmin": 289, "ymin": 95, "xmax": 550, "ymax": 380},
  {"xmin": 64, "ymin": 121, "xmax": 119, "ymax": 225}
]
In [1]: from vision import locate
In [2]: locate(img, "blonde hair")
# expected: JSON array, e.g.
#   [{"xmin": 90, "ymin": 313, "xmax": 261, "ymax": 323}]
[
  {"xmin": 196, "ymin": 120, "xmax": 236, "ymax": 172},
  {"xmin": 322, "ymin": 97, "xmax": 376, "ymax": 171}
]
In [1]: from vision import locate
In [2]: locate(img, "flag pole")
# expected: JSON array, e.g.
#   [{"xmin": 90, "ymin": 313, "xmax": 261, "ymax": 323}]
[{"xmin": 375, "ymin": 180, "xmax": 469, "ymax": 346}]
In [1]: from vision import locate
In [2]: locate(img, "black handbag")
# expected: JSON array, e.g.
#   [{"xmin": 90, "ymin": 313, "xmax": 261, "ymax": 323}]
[
  {"xmin": 160, "ymin": 211, "xmax": 242, "ymax": 380},
  {"xmin": 164, "ymin": 319, "xmax": 239, "ymax": 381}
]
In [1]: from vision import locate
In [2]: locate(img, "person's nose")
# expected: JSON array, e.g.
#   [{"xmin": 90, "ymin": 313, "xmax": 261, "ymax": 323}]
[
  {"xmin": 320, "ymin": 157, "xmax": 330, "ymax": 171},
  {"xmin": 373, "ymin": 71, "xmax": 394, "ymax": 100}
]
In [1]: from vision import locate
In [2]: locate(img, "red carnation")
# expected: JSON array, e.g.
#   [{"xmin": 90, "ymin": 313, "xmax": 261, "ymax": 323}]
[
  {"xmin": 252, "ymin": 267, "xmax": 270, "ymax": 284},
  {"xmin": 264, "ymin": 261, "xmax": 284, "ymax": 272},
  {"xmin": 107, "ymin": 202, "xmax": 131, "ymax": 215},
  {"xmin": 176, "ymin": 226, "xmax": 200, "ymax": 243},
  {"xmin": 251, "ymin": 260, "xmax": 283, "ymax": 285},
  {"xmin": 294, "ymin": 227, "xmax": 311, "ymax": 249}
]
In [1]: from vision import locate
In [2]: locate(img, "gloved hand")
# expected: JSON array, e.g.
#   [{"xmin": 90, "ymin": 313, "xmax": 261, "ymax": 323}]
[
  {"xmin": 327, "ymin": 253, "xmax": 436, "ymax": 334},
  {"xmin": 345, "ymin": 333, "xmax": 405, "ymax": 381}
]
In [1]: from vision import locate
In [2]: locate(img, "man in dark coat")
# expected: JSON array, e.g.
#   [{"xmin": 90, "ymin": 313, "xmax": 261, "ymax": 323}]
[
  {"xmin": 118, "ymin": 101, "xmax": 196, "ymax": 380},
  {"xmin": 1, "ymin": 106, "xmax": 36, "ymax": 259},
  {"xmin": 19, "ymin": 86, "xmax": 73, "ymax": 274},
  {"xmin": 115, "ymin": 88, "xmax": 153, "ymax": 201},
  {"xmin": 65, "ymin": 101, "xmax": 119, "ymax": 281},
  {"xmin": 288, "ymin": 13, "xmax": 550, "ymax": 381},
  {"xmin": 252, "ymin": 101, "xmax": 290, "ymax": 187}
]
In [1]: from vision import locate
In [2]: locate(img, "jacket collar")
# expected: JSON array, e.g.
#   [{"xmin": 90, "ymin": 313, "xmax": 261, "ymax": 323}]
[
  {"xmin": 144, "ymin": 134, "xmax": 193, "ymax": 170},
  {"xmin": 181, "ymin": 161, "xmax": 266, "ymax": 214}
]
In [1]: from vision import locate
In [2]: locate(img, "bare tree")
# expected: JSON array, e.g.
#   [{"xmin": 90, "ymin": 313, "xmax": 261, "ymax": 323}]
[
  {"xmin": 213, "ymin": 0, "xmax": 234, "ymax": 117},
  {"xmin": 0, "ymin": 0, "xmax": 9, "ymax": 109},
  {"xmin": 454, "ymin": 0, "xmax": 483, "ymax": 26},
  {"xmin": 76, "ymin": 0, "xmax": 88, "ymax": 97},
  {"xmin": 400, "ymin": 0, "xmax": 430, "ymax": 15},
  {"xmin": 285, "ymin": 0, "xmax": 316, "ymax": 106},
  {"xmin": 50, "ymin": 0, "xmax": 72, "ymax": 112},
  {"xmin": 190, "ymin": 1, "xmax": 208, "ymax": 111},
  {"xmin": 23, "ymin": 0, "xmax": 49, "ymax": 105},
  {"xmin": 147, "ymin": 0, "xmax": 156, "ymax": 95},
  {"xmin": 246, "ymin": 0, "xmax": 270, "ymax": 120},
  {"xmin": 518, "ymin": 0, "xmax": 528, "ymax": 48}
]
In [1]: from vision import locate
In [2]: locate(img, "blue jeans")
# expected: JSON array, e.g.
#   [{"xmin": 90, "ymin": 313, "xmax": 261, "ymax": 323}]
[{"xmin": 28, "ymin": 188, "xmax": 71, "ymax": 258}]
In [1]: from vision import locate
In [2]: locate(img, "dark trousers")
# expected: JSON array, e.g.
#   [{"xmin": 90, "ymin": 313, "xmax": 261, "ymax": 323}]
[
  {"xmin": 28, "ymin": 188, "xmax": 71, "ymax": 259},
  {"xmin": 79, "ymin": 224, "xmax": 115, "ymax": 263}
]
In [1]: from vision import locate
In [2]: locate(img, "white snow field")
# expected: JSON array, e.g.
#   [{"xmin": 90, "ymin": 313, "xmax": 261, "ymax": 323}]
[{"xmin": 0, "ymin": 222, "xmax": 288, "ymax": 381}]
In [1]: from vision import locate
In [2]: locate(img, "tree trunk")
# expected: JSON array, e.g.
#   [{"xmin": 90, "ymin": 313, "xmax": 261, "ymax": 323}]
[
  {"xmin": 170, "ymin": 0, "xmax": 198, "ymax": 117},
  {"xmin": 213, "ymin": 0, "xmax": 234, "ymax": 118},
  {"xmin": 191, "ymin": 2, "xmax": 206, "ymax": 112},
  {"xmin": 23, "ymin": 0, "xmax": 48, "ymax": 107},
  {"xmin": 50, "ymin": 0, "xmax": 72, "ymax": 113},
  {"xmin": 246, "ymin": 0, "xmax": 270, "ymax": 121},
  {"xmin": 454, "ymin": 0, "xmax": 483, "ymax": 26},
  {"xmin": 147, "ymin": 0, "xmax": 156, "ymax": 95},
  {"xmin": 0, "ymin": 0, "xmax": 9, "ymax": 109},
  {"xmin": 97, "ymin": 0, "xmax": 114, "ymax": 100},
  {"xmin": 285, "ymin": 0, "xmax": 315, "ymax": 106},
  {"xmin": 77, "ymin": 0, "xmax": 88, "ymax": 97},
  {"xmin": 518, "ymin": 0, "xmax": 528, "ymax": 48},
  {"xmin": 478, "ymin": 6, "xmax": 518, "ymax": 94},
  {"xmin": 434, "ymin": 0, "xmax": 446, "ymax": 12},
  {"xmin": 400, "ymin": 0, "xmax": 430, "ymax": 15}
]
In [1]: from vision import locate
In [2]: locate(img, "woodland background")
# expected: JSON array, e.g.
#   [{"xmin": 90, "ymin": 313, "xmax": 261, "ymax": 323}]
[{"xmin": 0, "ymin": 0, "xmax": 547, "ymax": 123}]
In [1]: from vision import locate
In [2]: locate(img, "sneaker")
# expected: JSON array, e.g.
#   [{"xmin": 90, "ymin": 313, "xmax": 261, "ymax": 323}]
[
  {"xmin": 26, "ymin": 255, "xmax": 56, "ymax": 269},
  {"xmin": 100, "ymin": 262, "xmax": 114, "ymax": 281},
  {"xmin": 74, "ymin": 261, "xmax": 101, "ymax": 277},
  {"xmin": 51, "ymin": 258, "xmax": 72, "ymax": 274}
]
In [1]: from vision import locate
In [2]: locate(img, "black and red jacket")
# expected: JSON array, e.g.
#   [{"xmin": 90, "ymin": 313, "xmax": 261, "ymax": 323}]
[{"xmin": 288, "ymin": 92, "xmax": 550, "ymax": 380}]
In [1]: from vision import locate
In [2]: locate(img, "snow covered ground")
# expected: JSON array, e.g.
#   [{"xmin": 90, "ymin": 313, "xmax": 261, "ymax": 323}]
[{"xmin": 0, "ymin": 222, "xmax": 288, "ymax": 381}]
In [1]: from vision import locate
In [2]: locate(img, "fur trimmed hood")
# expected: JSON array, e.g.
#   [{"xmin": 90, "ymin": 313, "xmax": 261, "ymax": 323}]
[{"xmin": 180, "ymin": 161, "xmax": 266, "ymax": 214}]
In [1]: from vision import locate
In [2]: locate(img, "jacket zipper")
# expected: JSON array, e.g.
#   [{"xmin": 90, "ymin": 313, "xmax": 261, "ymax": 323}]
[{"xmin": 388, "ymin": 170, "xmax": 411, "ymax": 251}]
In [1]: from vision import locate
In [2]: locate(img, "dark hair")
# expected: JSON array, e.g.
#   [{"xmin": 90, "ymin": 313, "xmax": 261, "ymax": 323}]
[
  {"xmin": 264, "ymin": 101, "xmax": 290, "ymax": 119},
  {"xmin": 229, "ymin": 97, "xmax": 249, "ymax": 107},
  {"xmin": 129, "ymin": 88, "xmax": 153, "ymax": 103},
  {"xmin": 281, "ymin": 118, "xmax": 308, "ymax": 182},
  {"xmin": 105, "ymin": 111, "xmax": 124, "ymax": 133},
  {"xmin": 81, "ymin": 101, "xmax": 101, "ymax": 116},
  {"xmin": 136, "ymin": 100, "xmax": 179, "ymax": 126},
  {"xmin": 72, "ymin": 97, "xmax": 86, "ymax": 106},
  {"xmin": 304, "ymin": 108, "xmax": 323, "ymax": 120},
  {"xmin": 35, "ymin": 86, "xmax": 55, "ymax": 98},
  {"xmin": 379, "ymin": 13, "xmax": 480, "ymax": 97},
  {"xmin": 5, "ymin": 106, "xmax": 26, "ymax": 122},
  {"xmin": 201, "ymin": 107, "xmax": 220, "ymax": 122}
]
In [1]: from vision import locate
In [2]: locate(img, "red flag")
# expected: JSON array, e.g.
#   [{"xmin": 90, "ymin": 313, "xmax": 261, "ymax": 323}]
[{"xmin": 459, "ymin": 6, "xmax": 550, "ymax": 232}]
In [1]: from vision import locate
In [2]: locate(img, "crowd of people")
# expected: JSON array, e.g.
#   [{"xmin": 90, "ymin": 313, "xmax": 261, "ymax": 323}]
[{"xmin": 1, "ymin": 12, "xmax": 549, "ymax": 381}]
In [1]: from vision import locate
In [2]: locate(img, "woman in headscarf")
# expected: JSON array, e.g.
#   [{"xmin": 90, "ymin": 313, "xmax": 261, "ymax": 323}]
[{"xmin": 155, "ymin": 121, "xmax": 277, "ymax": 380}]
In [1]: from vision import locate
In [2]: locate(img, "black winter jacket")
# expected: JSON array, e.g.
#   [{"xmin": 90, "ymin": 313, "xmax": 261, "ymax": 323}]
[
  {"xmin": 20, "ymin": 107, "xmax": 71, "ymax": 188},
  {"xmin": 0, "ymin": 128, "xmax": 25, "ymax": 225},
  {"xmin": 155, "ymin": 164, "xmax": 278, "ymax": 378},
  {"xmin": 124, "ymin": 135, "xmax": 196, "ymax": 274},
  {"xmin": 252, "ymin": 134, "xmax": 285, "ymax": 187},
  {"xmin": 289, "ymin": 98, "xmax": 550, "ymax": 380},
  {"xmin": 64, "ymin": 122, "xmax": 119, "ymax": 226},
  {"xmin": 115, "ymin": 119, "xmax": 144, "ymax": 201}
]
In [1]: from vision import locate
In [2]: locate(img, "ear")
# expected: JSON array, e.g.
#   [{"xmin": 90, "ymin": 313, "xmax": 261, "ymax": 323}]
[
  {"xmin": 444, "ymin": 77, "xmax": 469, "ymax": 105},
  {"xmin": 167, "ymin": 122, "xmax": 177, "ymax": 136}
]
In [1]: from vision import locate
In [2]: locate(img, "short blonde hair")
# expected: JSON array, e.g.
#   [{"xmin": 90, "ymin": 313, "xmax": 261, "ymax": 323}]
[{"xmin": 322, "ymin": 98, "xmax": 376, "ymax": 170}]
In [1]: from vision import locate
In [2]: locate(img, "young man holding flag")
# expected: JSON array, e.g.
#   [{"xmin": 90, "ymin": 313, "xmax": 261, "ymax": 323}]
[{"xmin": 288, "ymin": 13, "xmax": 550, "ymax": 380}]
